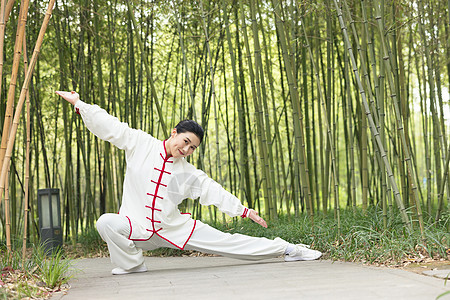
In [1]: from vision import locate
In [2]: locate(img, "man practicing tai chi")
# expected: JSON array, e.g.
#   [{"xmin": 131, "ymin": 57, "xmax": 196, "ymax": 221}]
[{"xmin": 56, "ymin": 90, "xmax": 322, "ymax": 275}]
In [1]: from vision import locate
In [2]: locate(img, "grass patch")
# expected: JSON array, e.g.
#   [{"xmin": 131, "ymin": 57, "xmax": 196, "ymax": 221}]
[
  {"xmin": 0, "ymin": 243, "xmax": 73, "ymax": 299},
  {"xmin": 213, "ymin": 208, "xmax": 449, "ymax": 265},
  {"xmin": 61, "ymin": 207, "xmax": 449, "ymax": 265},
  {"xmin": 64, "ymin": 228, "xmax": 109, "ymax": 259}
]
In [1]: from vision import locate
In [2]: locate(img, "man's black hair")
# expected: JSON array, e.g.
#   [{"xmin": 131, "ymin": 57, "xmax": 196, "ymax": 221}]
[{"xmin": 175, "ymin": 120, "xmax": 204, "ymax": 144}]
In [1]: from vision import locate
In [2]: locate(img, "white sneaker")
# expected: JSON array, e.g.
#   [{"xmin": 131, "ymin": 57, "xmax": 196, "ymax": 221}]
[
  {"xmin": 112, "ymin": 263, "xmax": 148, "ymax": 275},
  {"xmin": 285, "ymin": 244, "xmax": 322, "ymax": 262}
]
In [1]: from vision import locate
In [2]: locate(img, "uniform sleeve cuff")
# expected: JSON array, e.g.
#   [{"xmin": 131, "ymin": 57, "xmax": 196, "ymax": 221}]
[
  {"xmin": 74, "ymin": 100, "xmax": 86, "ymax": 115},
  {"xmin": 240, "ymin": 207, "xmax": 249, "ymax": 218}
]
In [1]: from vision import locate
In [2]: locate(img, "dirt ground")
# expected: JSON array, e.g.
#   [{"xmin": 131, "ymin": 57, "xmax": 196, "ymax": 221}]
[{"xmin": 401, "ymin": 259, "xmax": 450, "ymax": 276}]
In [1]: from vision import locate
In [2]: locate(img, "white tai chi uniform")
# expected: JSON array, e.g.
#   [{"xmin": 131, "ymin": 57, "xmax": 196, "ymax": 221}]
[{"xmin": 74, "ymin": 100, "xmax": 289, "ymax": 270}]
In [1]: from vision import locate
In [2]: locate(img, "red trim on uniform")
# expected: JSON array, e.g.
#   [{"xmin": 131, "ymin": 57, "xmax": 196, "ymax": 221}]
[
  {"xmin": 75, "ymin": 107, "xmax": 80, "ymax": 115},
  {"xmin": 163, "ymin": 140, "xmax": 170, "ymax": 157},
  {"xmin": 125, "ymin": 216, "xmax": 133, "ymax": 239},
  {"xmin": 147, "ymin": 193, "xmax": 163, "ymax": 199},
  {"xmin": 147, "ymin": 147, "xmax": 173, "ymax": 240},
  {"xmin": 146, "ymin": 217, "xmax": 161, "ymax": 223},
  {"xmin": 155, "ymin": 219, "xmax": 196, "ymax": 250},
  {"xmin": 241, "ymin": 208, "xmax": 249, "ymax": 218},
  {"xmin": 154, "ymin": 167, "xmax": 171, "ymax": 174},
  {"xmin": 183, "ymin": 219, "xmax": 197, "ymax": 249},
  {"xmin": 162, "ymin": 141, "xmax": 174, "ymax": 162},
  {"xmin": 130, "ymin": 235, "xmax": 154, "ymax": 242},
  {"xmin": 145, "ymin": 205, "xmax": 161, "ymax": 212},
  {"xmin": 151, "ymin": 180, "xmax": 167, "ymax": 187},
  {"xmin": 129, "ymin": 220, "xmax": 196, "ymax": 248},
  {"xmin": 135, "ymin": 140, "xmax": 193, "ymax": 249}
]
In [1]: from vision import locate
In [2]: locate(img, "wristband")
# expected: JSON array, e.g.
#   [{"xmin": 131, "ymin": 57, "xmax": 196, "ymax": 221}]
[{"xmin": 241, "ymin": 207, "xmax": 249, "ymax": 218}]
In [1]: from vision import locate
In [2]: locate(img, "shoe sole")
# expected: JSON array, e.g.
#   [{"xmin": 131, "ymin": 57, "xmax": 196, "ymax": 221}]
[
  {"xmin": 112, "ymin": 266, "xmax": 148, "ymax": 275},
  {"xmin": 284, "ymin": 253, "xmax": 322, "ymax": 262}
]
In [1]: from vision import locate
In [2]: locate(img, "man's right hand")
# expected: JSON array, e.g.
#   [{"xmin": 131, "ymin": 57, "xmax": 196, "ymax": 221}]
[{"xmin": 55, "ymin": 91, "xmax": 80, "ymax": 106}]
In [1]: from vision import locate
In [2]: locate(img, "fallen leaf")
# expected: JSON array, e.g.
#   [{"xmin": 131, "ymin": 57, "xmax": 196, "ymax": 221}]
[{"xmin": 2, "ymin": 266, "xmax": 14, "ymax": 273}]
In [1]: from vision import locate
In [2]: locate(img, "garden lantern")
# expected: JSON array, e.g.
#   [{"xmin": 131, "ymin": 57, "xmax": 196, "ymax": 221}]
[{"xmin": 37, "ymin": 188, "xmax": 62, "ymax": 254}]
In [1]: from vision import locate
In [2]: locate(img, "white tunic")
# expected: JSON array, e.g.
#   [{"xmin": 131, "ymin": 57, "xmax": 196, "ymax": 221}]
[{"xmin": 74, "ymin": 100, "xmax": 249, "ymax": 249}]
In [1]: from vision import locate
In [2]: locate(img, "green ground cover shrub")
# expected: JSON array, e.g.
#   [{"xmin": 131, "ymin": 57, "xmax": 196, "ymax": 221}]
[
  {"xmin": 0, "ymin": 243, "xmax": 73, "ymax": 299},
  {"xmin": 72, "ymin": 207, "xmax": 447, "ymax": 264}
]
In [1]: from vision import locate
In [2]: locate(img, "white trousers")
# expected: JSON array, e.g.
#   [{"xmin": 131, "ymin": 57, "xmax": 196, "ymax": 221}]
[{"xmin": 96, "ymin": 213, "xmax": 289, "ymax": 270}]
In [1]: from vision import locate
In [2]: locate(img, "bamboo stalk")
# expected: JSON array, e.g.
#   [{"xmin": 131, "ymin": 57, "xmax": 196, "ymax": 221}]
[
  {"xmin": 249, "ymin": 0, "xmax": 277, "ymax": 219},
  {"xmin": 333, "ymin": 0, "xmax": 411, "ymax": 230},
  {"xmin": 327, "ymin": 0, "xmax": 337, "ymax": 217},
  {"xmin": 239, "ymin": 0, "xmax": 273, "ymax": 219},
  {"xmin": 2, "ymin": 0, "xmax": 29, "ymax": 138},
  {"xmin": 93, "ymin": 0, "xmax": 115, "ymax": 218},
  {"xmin": 271, "ymin": 0, "xmax": 312, "ymax": 220},
  {"xmin": 300, "ymin": 14, "xmax": 340, "ymax": 233},
  {"xmin": 0, "ymin": 0, "xmax": 30, "ymax": 192},
  {"xmin": 4, "ymin": 161, "xmax": 10, "ymax": 255},
  {"xmin": 433, "ymin": 0, "xmax": 450, "ymax": 215},
  {"xmin": 419, "ymin": 0, "xmax": 443, "ymax": 214},
  {"xmin": 275, "ymin": 31, "xmax": 294, "ymax": 216},
  {"xmin": 373, "ymin": 0, "xmax": 424, "ymax": 238},
  {"xmin": 0, "ymin": 0, "xmax": 56, "ymax": 246},
  {"xmin": 342, "ymin": 0, "xmax": 381, "ymax": 212},
  {"xmin": 0, "ymin": 0, "xmax": 15, "ymax": 100},
  {"xmin": 434, "ymin": 1, "xmax": 450, "ymax": 221},
  {"xmin": 258, "ymin": 1, "xmax": 287, "ymax": 214},
  {"xmin": 343, "ymin": 34, "xmax": 356, "ymax": 212},
  {"xmin": 301, "ymin": 23, "xmax": 316, "ymax": 213},
  {"xmin": 21, "ymin": 26, "xmax": 31, "ymax": 262},
  {"xmin": 415, "ymin": 44, "xmax": 431, "ymax": 215},
  {"xmin": 59, "ymin": 0, "xmax": 77, "ymax": 240},
  {"xmin": 174, "ymin": 4, "xmax": 196, "ymax": 120},
  {"xmin": 198, "ymin": 0, "xmax": 225, "ymax": 216},
  {"xmin": 125, "ymin": 1, "xmax": 167, "ymax": 137},
  {"xmin": 1, "ymin": 0, "xmax": 30, "ymax": 255},
  {"xmin": 361, "ymin": 0, "xmax": 387, "ymax": 226},
  {"xmin": 436, "ymin": 143, "xmax": 450, "ymax": 221},
  {"xmin": 0, "ymin": 0, "xmax": 6, "ymax": 100},
  {"xmin": 222, "ymin": 0, "xmax": 253, "ymax": 209}
]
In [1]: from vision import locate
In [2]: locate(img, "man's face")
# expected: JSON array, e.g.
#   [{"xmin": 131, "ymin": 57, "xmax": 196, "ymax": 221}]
[{"xmin": 169, "ymin": 130, "xmax": 200, "ymax": 158}]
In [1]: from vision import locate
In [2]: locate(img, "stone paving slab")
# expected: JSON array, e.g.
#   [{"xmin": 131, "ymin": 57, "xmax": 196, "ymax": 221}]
[{"xmin": 52, "ymin": 256, "xmax": 450, "ymax": 300}]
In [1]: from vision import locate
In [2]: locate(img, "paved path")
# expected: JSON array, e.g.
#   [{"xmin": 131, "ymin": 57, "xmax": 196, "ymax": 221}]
[{"xmin": 52, "ymin": 256, "xmax": 449, "ymax": 300}]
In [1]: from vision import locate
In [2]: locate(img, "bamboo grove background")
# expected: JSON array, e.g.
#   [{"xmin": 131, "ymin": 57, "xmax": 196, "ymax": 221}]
[{"xmin": 0, "ymin": 0, "xmax": 449, "ymax": 248}]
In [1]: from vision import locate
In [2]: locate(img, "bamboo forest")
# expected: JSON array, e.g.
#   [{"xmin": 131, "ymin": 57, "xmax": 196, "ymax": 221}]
[{"xmin": 0, "ymin": 0, "xmax": 449, "ymax": 262}]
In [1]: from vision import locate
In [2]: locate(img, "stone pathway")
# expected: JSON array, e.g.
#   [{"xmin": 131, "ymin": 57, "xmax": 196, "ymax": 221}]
[{"xmin": 51, "ymin": 256, "xmax": 450, "ymax": 300}]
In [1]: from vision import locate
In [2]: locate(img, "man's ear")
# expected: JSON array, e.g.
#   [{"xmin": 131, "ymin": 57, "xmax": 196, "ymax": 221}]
[{"xmin": 171, "ymin": 128, "xmax": 177, "ymax": 137}]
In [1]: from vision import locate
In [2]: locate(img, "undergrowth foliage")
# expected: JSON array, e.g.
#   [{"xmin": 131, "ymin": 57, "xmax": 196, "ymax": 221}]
[
  {"xmin": 215, "ymin": 208, "xmax": 449, "ymax": 265},
  {"xmin": 63, "ymin": 228, "xmax": 109, "ymax": 258},
  {"xmin": 67, "ymin": 207, "xmax": 449, "ymax": 264},
  {"xmin": 0, "ymin": 243, "xmax": 73, "ymax": 299}
]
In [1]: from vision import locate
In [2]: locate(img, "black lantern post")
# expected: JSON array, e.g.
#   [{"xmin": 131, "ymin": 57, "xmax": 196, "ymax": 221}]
[{"xmin": 37, "ymin": 188, "xmax": 62, "ymax": 254}]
